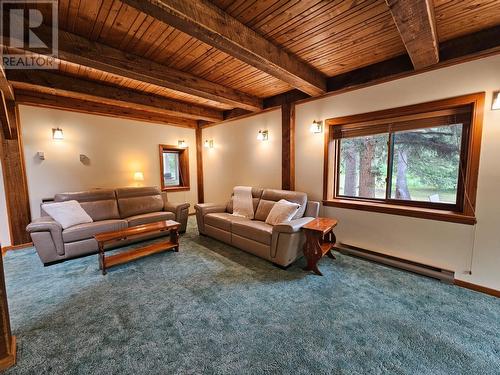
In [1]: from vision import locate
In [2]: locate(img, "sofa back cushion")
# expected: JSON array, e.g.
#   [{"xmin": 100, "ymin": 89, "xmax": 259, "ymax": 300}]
[
  {"xmin": 226, "ymin": 187, "xmax": 263, "ymax": 214},
  {"xmin": 54, "ymin": 189, "xmax": 120, "ymax": 221},
  {"xmin": 115, "ymin": 187, "xmax": 164, "ymax": 218},
  {"xmin": 259, "ymin": 189, "xmax": 307, "ymax": 220}
]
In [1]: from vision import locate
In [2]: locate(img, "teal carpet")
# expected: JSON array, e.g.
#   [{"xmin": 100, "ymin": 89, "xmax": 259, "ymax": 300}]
[{"xmin": 3, "ymin": 218, "xmax": 500, "ymax": 374}]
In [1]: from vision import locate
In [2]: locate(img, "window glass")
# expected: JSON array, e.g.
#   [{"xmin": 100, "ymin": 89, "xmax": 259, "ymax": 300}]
[
  {"xmin": 390, "ymin": 124, "xmax": 463, "ymax": 204},
  {"xmin": 338, "ymin": 134, "xmax": 388, "ymax": 199},
  {"xmin": 163, "ymin": 152, "xmax": 180, "ymax": 187}
]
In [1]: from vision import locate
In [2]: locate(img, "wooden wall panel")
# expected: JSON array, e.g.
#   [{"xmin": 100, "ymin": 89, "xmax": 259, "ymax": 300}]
[
  {"xmin": 196, "ymin": 125, "xmax": 204, "ymax": 203},
  {"xmin": 281, "ymin": 102, "xmax": 295, "ymax": 191}
]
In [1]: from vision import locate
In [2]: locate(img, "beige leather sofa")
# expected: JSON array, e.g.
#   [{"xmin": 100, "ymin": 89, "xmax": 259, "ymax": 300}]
[
  {"xmin": 26, "ymin": 187, "xmax": 190, "ymax": 265},
  {"xmin": 195, "ymin": 188, "xmax": 319, "ymax": 267}
]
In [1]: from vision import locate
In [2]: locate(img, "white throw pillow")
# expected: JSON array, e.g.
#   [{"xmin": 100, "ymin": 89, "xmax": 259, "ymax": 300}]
[
  {"xmin": 42, "ymin": 200, "xmax": 93, "ymax": 229},
  {"xmin": 265, "ymin": 199, "xmax": 300, "ymax": 225}
]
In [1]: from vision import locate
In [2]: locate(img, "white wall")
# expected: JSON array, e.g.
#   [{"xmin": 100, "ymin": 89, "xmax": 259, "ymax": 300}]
[
  {"xmin": 0, "ymin": 160, "xmax": 11, "ymax": 247},
  {"xmin": 19, "ymin": 106, "xmax": 198, "ymax": 218},
  {"xmin": 201, "ymin": 55, "xmax": 500, "ymax": 291},
  {"xmin": 202, "ymin": 109, "xmax": 282, "ymax": 204}
]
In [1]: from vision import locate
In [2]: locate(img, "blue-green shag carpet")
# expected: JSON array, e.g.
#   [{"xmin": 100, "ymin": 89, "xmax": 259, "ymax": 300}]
[{"xmin": 3, "ymin": 218, "xmax": 500, "ymax": 374}]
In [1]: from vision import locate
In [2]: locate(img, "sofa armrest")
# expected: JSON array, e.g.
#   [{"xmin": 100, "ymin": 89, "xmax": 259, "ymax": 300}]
[
  {"xmin": 164, "ymin": 202, "xmax": 190, "ymax": 233},
  {"xmin": 273, "ymin": 217, "xmax": 316, "ymax": 234},
  {"xmin": 164, "ymin": 201, "xmax": 190, "ymax": 215},
  {"xmin": 194, "ymin": 203, "xmax": 227, "ymax": 216},
  {"xmin": 26, "ymin": 216, "xmax": 62, "ymax": 233},
  {"xmin": 26, "ymin": 217, "xmax": 65, "ymax": 257},
  {"xmin": 194, "ymin": 203, "xmax": 227, "ymax": 235}
]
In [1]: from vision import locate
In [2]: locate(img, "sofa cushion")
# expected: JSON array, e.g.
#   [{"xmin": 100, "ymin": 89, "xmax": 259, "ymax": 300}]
[
  {"xmin": 204, "ymin": 213, "xmax": 248, "ymax": 231},
  {"xmin": 115, "ymin": 187, "xmax": 164, "ymax": 218},
  {"xmin": 232, "ymin": 220, "xmax": 273, "ymax": 245},
  {"xmin": 42, "ymin": 200, "xmax": 93, "ymax": 229},
  {"xmin": 254, "ymin": 199, "xmax": 276, "ymax": 221},
  {"xmin": 265, "ymin": 199, "xmax": 301, "ymax": 225},
  {"xmin": 54, "ymin": 189, "xmax": 120, "ymax": 221},
  {"xmin": 126, "ymin": 211, "xmax": 175, "ymax": 227},
  {"xmin": 62, "ymin": 219, "xmax": 127, "ymax": 243},
  {"xmin": 261, "ymin": 189, "xmax": 307, "ymax": 219}
]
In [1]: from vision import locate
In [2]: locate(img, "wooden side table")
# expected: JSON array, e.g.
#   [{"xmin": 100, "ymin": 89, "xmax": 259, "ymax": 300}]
[{"xmin": 302, "ymin": 217, "xmax": 338, "ymax": 276}]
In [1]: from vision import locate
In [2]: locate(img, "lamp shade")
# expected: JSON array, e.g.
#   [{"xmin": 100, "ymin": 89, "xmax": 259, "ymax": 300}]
[
  {"xmin": 133, "ymin": 171, "xmax": 144, "ymax": 181},
  {"xmin": 492, "ymin": 91, "xmax": 500, "ymax": 110},
  {"xmin": 52, "ymin": 127, "xmax": 64, "ymax": 140},
  {"xmin": 310, "ymin": 120, "xmax": 323, "ymax": 134}
]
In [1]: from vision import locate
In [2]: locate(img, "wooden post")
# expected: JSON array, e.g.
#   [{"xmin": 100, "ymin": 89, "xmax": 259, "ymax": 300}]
[
  {"xmin": 281, "ymin": 102, "xmax": 295, "ymax": 190},
  {"xmin": 0, "ymin": 250, "xmax": 16, "ymax": 370},
  {"xmin": 195, "ymin": 125, "xmax": 204, "ymax": 204},
  {"xmin": 0, "ymin": 102, "xmax": 31, "ymax": 245}
]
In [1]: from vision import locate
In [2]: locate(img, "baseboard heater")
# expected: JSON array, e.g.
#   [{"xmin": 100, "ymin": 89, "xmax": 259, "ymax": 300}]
[{"xmin": 335, "ymin": 243, "xmax": 455, "ymax": 284}]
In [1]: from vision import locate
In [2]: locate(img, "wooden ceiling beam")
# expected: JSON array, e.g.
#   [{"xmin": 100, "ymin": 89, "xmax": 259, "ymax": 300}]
[
  {"xmin": 121, "ymin": 0, "xmax": 327, "ymax": 96},
  {"xmin": 7, "ymin": 70, "xmax": 223, "ymax": 122},
  {"xmin": 386, "ymin": 0, "xmax": 439, "ymax": 69},
  {"xmin": 14, "ymin": 90, "xmax": 197, "ymax": 128},
  {"xmin": 0, "ymin": 66, "xmax": 14, "ymax": 139},
  {"xmin": 8, "ymin": 26, "xmax": 262, "ymax": 112}
]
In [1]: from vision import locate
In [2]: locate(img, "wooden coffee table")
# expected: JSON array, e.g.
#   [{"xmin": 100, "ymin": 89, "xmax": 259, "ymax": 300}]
[
  {"xmin": 302, "ymin": 217, "xmax": 338, "ymax": 276},
  {"xmin": 94, "ymin": 220, "xmax": 180, "ymax": 275}
]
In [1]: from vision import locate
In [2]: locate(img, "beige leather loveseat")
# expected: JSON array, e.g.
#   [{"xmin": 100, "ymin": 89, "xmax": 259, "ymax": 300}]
[
  {"xmin": 26, "ymin": 187, "xmax": 189, "ymax": 265},
  {"xmin": 195, "ymin": 188, "xmax": 319, "ymax": 267}
]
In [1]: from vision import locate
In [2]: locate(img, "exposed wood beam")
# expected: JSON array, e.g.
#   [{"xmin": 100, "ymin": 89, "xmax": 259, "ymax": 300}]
[
  {"xmin": 14, "ymin": 90, "xmax": 197, "ymax": 128},
  {"xmin": 263, "ymin": 90, "xmax": 310, "ymax": 109},
  {"xmin": 0, "ymin": 65, "xmax": 14, "ymax": 102},
  {"xmin": 281, "ymin": 103, "xmax": 295, "ymax": 191},
  {"xmin": 0, "ymin": 66, "xmax": 14, "ymax": 139},
  {"xmin": 0, "ymin": 93, "xmax": 12, "ymax": 139},
  {"xmin": 386, "ymin": 0, "xmax": 439, "ymax": 69},
  {"xmin": 195, "ymin": 124, "xmax": 204, "ymax": 204},
  {"xmin": 121, "ymin": 0, "xmax": 326, "ymax": 96},
  {"xmin": 7, "ymin": 70, "xmax": 223, "ymax": 122},
  {"xmin": 8, "ymin": 26, "xmax": 262, "ymax": 112},
  {"xmin": 0, "ymin": 102, "xmax": 31, "ymax": 245},
  {"xmin": 185, "ymin": 26, "xmax": 500, "ymax": 130}
]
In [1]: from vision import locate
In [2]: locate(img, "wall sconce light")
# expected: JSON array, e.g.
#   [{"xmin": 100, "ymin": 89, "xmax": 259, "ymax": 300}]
[
  {"xmin": 79, "ymin": 154, "xmax": 90, "ymax": 165},
  {"xmin": 204, "ymin": 139, "xmax": 214, "ymax": 148},
  {"xmin": 52, "ymin": 127, "xmax": 64, "ymax": 140},
  {"xmin": 178, "ymin": 140, "xmax": 187, "ymax": 147},
  {"xmin": 310, "ymin": 120, "xmax": 323, "ymax": 134},
  {"xmin": 492, "ymin": 91, "xmax": 500, "ymax": 110},
  {"xmin": 257, "ymin": 130, "xmax": 269, "ymax": 141}
]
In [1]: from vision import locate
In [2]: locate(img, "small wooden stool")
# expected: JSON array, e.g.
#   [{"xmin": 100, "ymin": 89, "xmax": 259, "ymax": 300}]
[{"xmin": 302, "ymin": 217, "xmax": 338, "ymax": 276}]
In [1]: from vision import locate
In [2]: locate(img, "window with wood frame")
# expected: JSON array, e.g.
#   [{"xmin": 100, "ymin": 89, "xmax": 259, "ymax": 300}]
[
  {"xmin": 159, "ymin": 145, "xmax": 190, "ymax": 192},
  {"xmin": 323, "ymin": 93, "xmax": 484, "ymax": 225}
]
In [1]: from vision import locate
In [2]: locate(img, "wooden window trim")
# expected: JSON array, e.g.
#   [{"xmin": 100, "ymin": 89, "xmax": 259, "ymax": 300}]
[
  {"xmin": 159, "ymin": 145, "xmax": 190, "ymax": 192},
  {"xmin": 323, "ymin": 93, "xmax": 485, "ymax": 225}
]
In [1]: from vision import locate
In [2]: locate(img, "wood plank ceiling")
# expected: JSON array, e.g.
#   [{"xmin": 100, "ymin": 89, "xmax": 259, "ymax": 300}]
[{"xmin": 7, "ymin": 0, "xmax": 500, "ymax": 126}]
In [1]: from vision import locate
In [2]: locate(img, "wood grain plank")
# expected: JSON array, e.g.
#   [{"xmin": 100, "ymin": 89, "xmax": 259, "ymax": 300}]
[
  {"xmin": 8, "ymin": 70, "xmax": 222, "ymax": 122},
  {"xmin": 0, "ymin": 102, "xmax": 31, "ymax": 245},
  {"xmin": 37, "ymin": 28, "xmax": 263, "ymax": 111},
  {"xmin": 281, "ymin": 102, "xmax": 295, "ymax": 190},
  {"xmin": 121, "ymin": 0, "xmax": 327, "ymax": 96},
  {"xmin": 15, "ymin": 90, "xmax": 198, "ymax": 128}
]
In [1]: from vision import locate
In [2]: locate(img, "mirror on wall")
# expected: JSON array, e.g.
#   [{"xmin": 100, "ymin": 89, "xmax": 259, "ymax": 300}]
[{"xmin": 159, "ymin": 145, "xmax": 190, "ymax": 192}]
